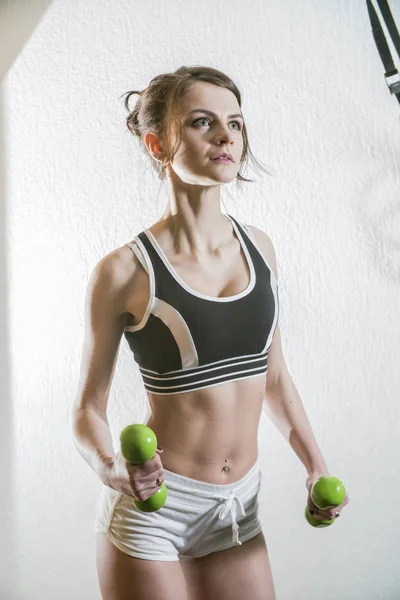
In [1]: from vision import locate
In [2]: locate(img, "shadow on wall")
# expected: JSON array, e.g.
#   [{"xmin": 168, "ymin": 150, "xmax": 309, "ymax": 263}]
[{"xmin": 0, "ymin": 1, "xmax": 54, "ymax": 598}]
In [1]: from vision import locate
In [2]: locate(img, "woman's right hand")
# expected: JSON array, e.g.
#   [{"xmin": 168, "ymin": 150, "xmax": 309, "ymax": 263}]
[{"xmin": 102, "ymin": 448, "xmax": 165, "ymax": 502}]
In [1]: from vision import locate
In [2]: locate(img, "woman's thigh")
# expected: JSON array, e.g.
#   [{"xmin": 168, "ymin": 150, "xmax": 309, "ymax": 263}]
[
  {"xmin": 96, "ymin": 533, "xmax": 188, "ymax": 600},
  {"xmin": 180, "ymin": 530, "xmax": 276, "ymax": 600}
]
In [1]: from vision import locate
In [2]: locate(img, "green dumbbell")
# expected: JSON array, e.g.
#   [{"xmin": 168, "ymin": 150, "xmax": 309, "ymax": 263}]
[
  {"xmin": 305, "ymin": 475, "xmax": 346, "ymax": 528},
  {"xmin": 120, "ymin": 424, "xmax": 167, "ymax": 513}
]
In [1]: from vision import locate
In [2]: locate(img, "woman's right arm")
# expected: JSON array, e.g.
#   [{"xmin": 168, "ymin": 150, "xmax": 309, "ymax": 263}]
[{"xmin": 70, "ymin": 249, "xmax": 131, "ymax": 482}]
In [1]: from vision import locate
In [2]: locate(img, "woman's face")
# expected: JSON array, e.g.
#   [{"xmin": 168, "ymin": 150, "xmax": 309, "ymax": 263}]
[{"xmin": 152, "ymin": 81, "xmax": 245, "ymax": 186}]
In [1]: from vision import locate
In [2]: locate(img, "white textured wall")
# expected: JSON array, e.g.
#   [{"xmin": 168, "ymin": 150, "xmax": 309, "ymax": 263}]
[{"xmin": 1, "ymin": 0, "xmax": 400, "ymax": 598}]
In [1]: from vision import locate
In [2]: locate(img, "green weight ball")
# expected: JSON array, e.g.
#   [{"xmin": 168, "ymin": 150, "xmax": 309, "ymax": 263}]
[
  {"xmin": 120, "ymin": 424, "xmax": 157, "ymax": 464},
  {"xmin": 311, "ymin": 476, "xmax": 345, "ymax": 510},
  {"xmin": 133, "ymin": 482, "xmax": 168, "ymax": 513},
  {"xmin": 304, "ymin": 506, "xmax": 335, "ymax": 528}
]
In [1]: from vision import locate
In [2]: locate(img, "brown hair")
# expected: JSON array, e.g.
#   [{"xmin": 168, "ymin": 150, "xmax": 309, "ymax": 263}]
[{"xmin": 120, "ymin": 65, "xmax": 272, "ymax": 189}]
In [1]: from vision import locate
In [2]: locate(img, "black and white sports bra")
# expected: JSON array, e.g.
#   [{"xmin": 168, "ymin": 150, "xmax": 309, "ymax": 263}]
[{"xmin": 123, "ymin": 213, "xmax": 279, "ymax": 396}]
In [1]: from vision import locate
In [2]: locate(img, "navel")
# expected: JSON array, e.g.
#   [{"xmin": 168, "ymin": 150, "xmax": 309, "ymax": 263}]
[{"xmin": 221, "ymin": 459, "xmax": 230, "ymax": 473}]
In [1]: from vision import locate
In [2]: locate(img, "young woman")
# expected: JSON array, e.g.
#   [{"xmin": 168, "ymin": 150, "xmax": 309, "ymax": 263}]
[{"xmin": 72, "ymin": 66, "xmax": 349, "ymax": 600}]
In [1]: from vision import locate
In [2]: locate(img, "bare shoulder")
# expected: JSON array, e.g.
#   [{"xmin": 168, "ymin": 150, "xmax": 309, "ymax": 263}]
[
  {"xmin": 92, "ymin": 243, "xmax": 142, "ymax": 314},
  {"xmin": 97, "ymin": 244, "xmax": 136, "ymax": 282},
  {"xmin": 246, "ymin": 224, "xmax": 279, "ymax": 281},
  {"xmin": 105, "ymin": 238, "xmax": 146, "ymax": 275}
]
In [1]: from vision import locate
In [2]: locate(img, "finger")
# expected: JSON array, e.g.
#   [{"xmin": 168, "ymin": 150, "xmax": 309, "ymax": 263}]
[
  {"xmin": 314, "ymin": 513, "xmax": 335, "ymax": 521},
  {"xmin": 307, "ymin": 500, "xmax": 319, "ymax": 513},
  {"xmin": 307, "ymin": 497, "xmax": 337, "ymax": 520},
  {"xmin": 334, "ymin": 495, "xmax": 350, "ymax": 513},
  {"xmin": 309, "ymin": 507, "xmax": 338, "ymax": 520},
  {"xmin": 308, "ymin": 495, "xmax": 348, "ymax": 519}
]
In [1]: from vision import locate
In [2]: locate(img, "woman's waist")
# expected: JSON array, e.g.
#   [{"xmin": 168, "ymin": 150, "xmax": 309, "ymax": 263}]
[
  {"xmin": 160, "ymin": 450, "xmax": 259, "ymax": 485},
  {"xmin": 146, "ymin": 424, "xmax": 258, "ymax": 485}
]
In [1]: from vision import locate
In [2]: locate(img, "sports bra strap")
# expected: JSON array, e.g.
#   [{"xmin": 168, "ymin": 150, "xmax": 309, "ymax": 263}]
[
  {"xmin": 126, "ymin": 242, "xmax": 149, "ymax": 274},
  {"xmin": 242, "ymin": 222, "xmax": 256, "ymax": 243}
]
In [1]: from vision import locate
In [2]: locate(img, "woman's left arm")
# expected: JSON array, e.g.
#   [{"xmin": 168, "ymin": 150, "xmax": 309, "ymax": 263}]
[
  {"xmin": 264, "ymin": 370, "xmax": 350, "ymax": 519},
  {"xmin": 263, "ymin": 368, "xmax": 329, "ymax": 478},
  {"xmin": 247, "ymin": 224, "xmax": 329, "ymax": 477},
  {"xmin": 248, "ymin": 223, "xmax": 350, "ymax": 518}
]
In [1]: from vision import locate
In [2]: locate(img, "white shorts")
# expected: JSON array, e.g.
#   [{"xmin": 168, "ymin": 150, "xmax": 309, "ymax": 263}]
[{"xmin": 95, "ymin": 457, "xmax": 262, "ymax": 561}]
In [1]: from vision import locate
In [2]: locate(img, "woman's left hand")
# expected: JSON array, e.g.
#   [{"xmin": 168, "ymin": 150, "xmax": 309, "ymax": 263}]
[{"xmin": 305, "ymin": 471, "xmax": 350, "ymax": 521}]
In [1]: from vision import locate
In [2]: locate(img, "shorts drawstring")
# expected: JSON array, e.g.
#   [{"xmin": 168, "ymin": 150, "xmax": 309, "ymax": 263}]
[{"xmin": 212, "ymin": 491, "xmax": 247, "ymax": 546}]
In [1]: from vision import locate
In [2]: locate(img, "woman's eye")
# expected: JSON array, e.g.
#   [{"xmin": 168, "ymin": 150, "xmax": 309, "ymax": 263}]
[{"xmin": 193, "ymin": 118, "xmax": 242, "ymax": 131}]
